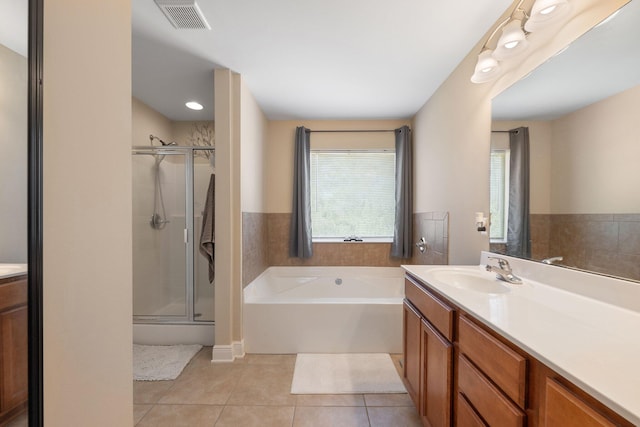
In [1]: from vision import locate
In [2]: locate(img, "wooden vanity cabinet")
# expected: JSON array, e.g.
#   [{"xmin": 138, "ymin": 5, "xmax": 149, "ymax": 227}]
[
  {"xmin": 543, "ymin": 378, "xmax": 617, "ymax": 427},
  {"xmin": 403, "ymin": 277, "xmax": 454, "ymax": 427},
  {"xmin": 403, "ymin": 273, "xmax": 635, "ymax": 427},
  {"xmin": 0, "ymin": 276, "xmax": 28, "ymax": 423},
  {"xmin": 457, "ymin": 315, "xmax": 527, "ymax": 427}
]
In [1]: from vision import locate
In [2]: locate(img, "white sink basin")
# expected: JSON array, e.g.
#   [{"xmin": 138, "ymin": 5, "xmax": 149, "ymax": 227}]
[{"xmin": 426, "ymin": 268, "xmax": 511, "ymax": 294}]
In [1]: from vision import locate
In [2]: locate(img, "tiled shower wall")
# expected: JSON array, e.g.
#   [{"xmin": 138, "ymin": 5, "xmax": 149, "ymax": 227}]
[
  {"xmin": 491, "ymin": 213, "xmax": 640, "ymax": 281},
  {"xmin": 241, "ymin": 211, "xmax": 450, "ymax": 287}
]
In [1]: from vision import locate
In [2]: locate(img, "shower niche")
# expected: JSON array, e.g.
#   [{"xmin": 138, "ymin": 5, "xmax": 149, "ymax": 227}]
[{"xmin": 132, "ymin": 146, "xmax": 215, "ymax": 337}]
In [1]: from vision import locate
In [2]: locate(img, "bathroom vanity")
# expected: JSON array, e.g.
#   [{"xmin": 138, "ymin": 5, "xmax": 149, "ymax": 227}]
[
  {"xmin": 402, "ymin": 254, "xmax": 639, "ymax": 427},
  {"xmin": 0, "ymin": 267, "xmax": 28, "ymax": 423}
]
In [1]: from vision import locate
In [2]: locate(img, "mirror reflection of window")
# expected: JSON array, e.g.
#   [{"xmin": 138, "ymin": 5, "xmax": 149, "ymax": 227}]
[{"xmin": 489, "ymin": 149, "xmax": 510, "ymax": 242}]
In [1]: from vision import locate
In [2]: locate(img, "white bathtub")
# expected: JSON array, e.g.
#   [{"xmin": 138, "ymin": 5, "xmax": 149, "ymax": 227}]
[{"xmin": 243, "ymin": 266, "xmax": 404, "ymax": 354}]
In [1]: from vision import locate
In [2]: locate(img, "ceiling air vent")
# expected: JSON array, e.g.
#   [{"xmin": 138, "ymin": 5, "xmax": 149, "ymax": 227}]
[{"xmin": 154, "ymin": 0, "xmax": 211, "ymax": 30}]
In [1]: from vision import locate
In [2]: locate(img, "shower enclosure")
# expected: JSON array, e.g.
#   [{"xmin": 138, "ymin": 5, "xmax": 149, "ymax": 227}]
[{"xmin": 131, "ymin": 145, "xmax": 215, "ymax": 344}]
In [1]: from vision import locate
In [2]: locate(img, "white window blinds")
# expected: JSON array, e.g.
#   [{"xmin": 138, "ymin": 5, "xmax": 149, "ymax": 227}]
[
  {"xmin": 310, "ymin": 151, "xmax": 395, "ymax": 238},
  {"xmin": 490, "ymin": 149, "xmax": 510, "ymax": 241}
]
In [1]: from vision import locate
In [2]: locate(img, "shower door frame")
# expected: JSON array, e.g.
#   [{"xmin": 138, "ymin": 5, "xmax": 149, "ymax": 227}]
[{"xmin": 131, "ymin": 146, "xmax": 215, "ymax": 325}]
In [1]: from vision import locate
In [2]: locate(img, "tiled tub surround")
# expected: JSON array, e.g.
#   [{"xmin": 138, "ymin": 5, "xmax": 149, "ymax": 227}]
[
  {"xmin": 491, "ymin": 214, "xmax": 640, "ymax": 281},
  {"xmin": 403, "ymin": 252, "xmax": 640, "ymax": 425},
  {"xmin": 241, "ymin": 211, "xmax": 449, "ymax": 287}
]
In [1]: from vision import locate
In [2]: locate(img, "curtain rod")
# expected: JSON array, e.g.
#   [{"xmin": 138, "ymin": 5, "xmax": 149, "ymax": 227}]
[{"xmin": 305, "ymin": 129, "xmax": 396, "ymax": 133}]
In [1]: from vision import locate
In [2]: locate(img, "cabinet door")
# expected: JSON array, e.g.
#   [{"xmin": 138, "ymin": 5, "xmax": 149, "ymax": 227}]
[
  {"xmin": 403, "ymin": 301, "xmax": 422, "ymax": 408},
  {"xmin": 544, "ymin": 378, "xmax": 617, "ymax": 427},
  {"xmin": 421, "ymin": 318, "xmax": 453, "ymax": 427},
  {"xmin": 1, "ymin": 306, "xmax": 28, "ymax": 411}
]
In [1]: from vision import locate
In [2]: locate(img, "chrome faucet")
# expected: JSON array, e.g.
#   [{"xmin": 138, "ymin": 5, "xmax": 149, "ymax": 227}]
[
  {"xmin": 542, "ymin": 256, "xmax": 563, "ymax": 265},
  {"xmin": 486, "ymin": 257, "xmax": 522, "ymax": 284}
]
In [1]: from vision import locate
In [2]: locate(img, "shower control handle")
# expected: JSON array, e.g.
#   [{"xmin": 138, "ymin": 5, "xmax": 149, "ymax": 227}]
[{"xmin": 415, "ymin": 237, "xmax": 427, "ymax": 254}]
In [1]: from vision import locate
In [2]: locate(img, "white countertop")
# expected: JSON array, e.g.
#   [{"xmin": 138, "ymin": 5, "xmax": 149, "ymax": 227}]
[
  {"xmin": 402, "ymin": 255, "xmax": 640, "ymax": 426},
  {"xmin": 0, "ymin": 263, "xmax": 28, "ymax": 280}
]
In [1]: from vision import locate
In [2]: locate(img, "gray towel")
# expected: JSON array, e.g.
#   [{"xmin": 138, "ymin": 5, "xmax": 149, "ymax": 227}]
[{"xmin": 199, "ymin": 174, "xmax": 215, "ymax": 283}]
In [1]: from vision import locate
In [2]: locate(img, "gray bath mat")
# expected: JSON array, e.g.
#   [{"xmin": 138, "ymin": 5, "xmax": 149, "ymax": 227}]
[
  {"xmin": 291, "ymin": 353, "xmax": 406, "ymax": 394},
  {"xmin": 133, "ymin": 344, "xmax": 202, "ymax": 381}
]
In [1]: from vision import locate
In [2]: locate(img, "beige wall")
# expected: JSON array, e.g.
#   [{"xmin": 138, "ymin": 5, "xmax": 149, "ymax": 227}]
[
  {"xmin": 0, "ymin": 44, "xmax": 27, "ymax": 262},
  {"xmin": 240, "ymin": 78, "xmax": 269, "ymax": 213},
  {"xmin": 213, "ymin": 69, "xmax": 244, "ymax": 356},
  {"xmin": 266, "ymin": 119, "xmax": 410, "ymax": 213},
  {"xmin": 551, "ymin": 84, "xmax": 640, "ymax": 214},
  {"xmin": 492, "ymin": 120, "xmax": 552, "ymax": 214},
  {"xmin": 413, "ymin": 0, "xmax": 627, "ymax": 264},
  {"xmin": 43, "ymin": 0, "xmax": 132, "ymax": 425},
  {"xmin": 132, "ymin": 97, "xmax": 173, "ymax": 146}
]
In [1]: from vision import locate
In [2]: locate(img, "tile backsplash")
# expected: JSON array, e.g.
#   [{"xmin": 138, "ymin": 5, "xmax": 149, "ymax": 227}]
[
  {"xmin": 491, "ymin": 213, "xmax": 640, "ymax": 282},
  {"xmin": 241, "ymin": 211, "xmax": 450, "ymax": 286}
]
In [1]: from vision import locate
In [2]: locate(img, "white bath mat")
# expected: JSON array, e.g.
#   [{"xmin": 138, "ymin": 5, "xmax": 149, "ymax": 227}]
[
  {"xmin": 133, "ymin": 344, "xmax": 202, "ymax": 381},
  {"xmin": 291, "ymin": 353, "xmax": 406, "ymax": 394}
]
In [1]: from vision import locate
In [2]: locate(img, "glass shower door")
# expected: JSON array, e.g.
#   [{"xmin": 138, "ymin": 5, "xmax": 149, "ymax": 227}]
[
  {"xmin": 193, "ymin": 152, "xmax": 215, "ymax": 322},
  {"xmin": 132, "ymin": 151, "xmax": 188, "ymax": 321}
]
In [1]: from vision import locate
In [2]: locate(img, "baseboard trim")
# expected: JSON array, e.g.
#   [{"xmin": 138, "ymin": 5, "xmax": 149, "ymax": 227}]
[{"xmin": 212, "ymin": 340, "xmax": 245, "ymax": 363}]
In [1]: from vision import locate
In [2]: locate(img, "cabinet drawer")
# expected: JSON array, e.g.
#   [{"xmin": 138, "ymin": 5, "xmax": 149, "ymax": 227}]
[
  {"xmin": 458, "ymin": 315, "xmax": 527, "ymax": 407},
  {"xmin": 544, "ymin": 378, "xmax": 617, "ymax": 427},
  {"xmin": 457, "ymin": 392, "xmax": 487, "ymax": 427},
  {"xmin": 458, "ymin": 355, "xmax": 525, "ymax": 427},
  {"xmin": 404, "ymin": 278, "xmax": 454, "ymax": 341},
  {"xmin": 0, "ymin": 279, "xmax": 27, "ymax": 312}
]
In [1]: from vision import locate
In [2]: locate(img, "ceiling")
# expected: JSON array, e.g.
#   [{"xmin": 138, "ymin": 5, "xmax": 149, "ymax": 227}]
[
  {"xmin": 492, "ymin": 0, "xmax": 640, "ymax": 121},
  {"xmin": 0, "ymin": 0, "xmax": 27, "ymax": 57},
  {"xmin": 132, "ymin": 0, "xmax": 513, "ymax": 121}
]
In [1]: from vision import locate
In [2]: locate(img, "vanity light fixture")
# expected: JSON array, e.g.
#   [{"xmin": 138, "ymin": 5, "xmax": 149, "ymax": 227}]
[
  {"xmin": 471, "ymin": 50, "xmax": 502, "ymax": 84},
  {"xmin": 471, "ymin": 0, "xmax": 572, "ymax": 83},
  {"xmin": 185, "ymin": 101, "xmax": 204, "ymax": 110},
  {"xmin": 524, "ymin": 0, "xmax": 571, "ymax": 32},
  {"xmin": 492, "ymin": 19, "xmax": 530, "ymax": 60}
]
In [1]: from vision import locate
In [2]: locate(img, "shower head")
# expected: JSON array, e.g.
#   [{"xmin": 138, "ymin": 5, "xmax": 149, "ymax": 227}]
[{"xmin": 149, "ymin": 134, "xmax": 177, "ymax": 146}]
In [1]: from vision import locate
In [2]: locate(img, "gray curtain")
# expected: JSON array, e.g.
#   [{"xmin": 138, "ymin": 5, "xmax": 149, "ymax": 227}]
[
  {"xmin": 289, "ymin": 126, "xmax": 313, "ymax": 258},
  {"xmin": 506, "ymin": 127, "xmax": 531, "ymax": 258},
  {"xmin": 391, "ymin": 126, "xmax": 413, "ymax": 259}
]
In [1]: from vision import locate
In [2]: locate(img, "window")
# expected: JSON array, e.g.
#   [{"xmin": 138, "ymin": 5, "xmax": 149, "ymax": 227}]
[
  {"xmin": 310, "ymin": 150, "xmax": 395, "ymax": 240},
  {"xmin": 490, "ymin": 149, "xmax": 510, "ymax": 241}
]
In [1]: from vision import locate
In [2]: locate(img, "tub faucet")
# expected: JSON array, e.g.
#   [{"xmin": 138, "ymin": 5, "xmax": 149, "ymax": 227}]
[
  {"xmin": 542, "ymin": 256, "xmax": 563, "ymax": 265},
  {"xmin": 486, "ymin": 257, "xmax": 522, "ymax": 284}
]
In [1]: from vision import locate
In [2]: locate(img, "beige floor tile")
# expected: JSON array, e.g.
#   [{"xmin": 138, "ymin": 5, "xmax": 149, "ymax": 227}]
[
  {"xmin": 160, "ymin": 365, "xmax": 245, "ymax": 405},
  {"xmin": 367, "ymin": 406, "xmax": 422, "ymax": 427},
  {"xmin": 215, "ymin": 405, "xmax": 295, "ymax": 427},
  {"xmin": 134, "ymin": 380, "xmax": 174, "ymax": 404},
  {"xmin": 296, "ymin": 394, "xmax": 365, "ymax": 407},
  {"xmin": 293, "ymin": 406, "xmax": 370, "ymax": 427},
  {"xmin": 133, "ymin": 404, "xmax": 153, "ymax": 425},
  {"xmin": 136, "ymin": 404, "xmax": 223, "ymax": 427},
  {"xmin": 364, "ymin": 393, "xmax": 413, "ymax": 407},
  {"xmin": 245, "ymin": 353, "xmax": 297, "ymax": 366},
  {"xmin": 226, "ymin": 364, "xmax": 297, "ymax": 406}
]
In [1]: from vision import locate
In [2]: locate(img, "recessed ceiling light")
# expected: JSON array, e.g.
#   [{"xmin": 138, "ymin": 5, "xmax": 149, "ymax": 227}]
[{"xmin": 186, "ymin": 101, "xmax": 204, "ymax": 110}]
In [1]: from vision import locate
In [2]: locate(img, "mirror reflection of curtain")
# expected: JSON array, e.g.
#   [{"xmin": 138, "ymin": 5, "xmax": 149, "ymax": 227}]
[
  {"xmin": 289, "ymin": 126, "xmax": 313, "ymax": 258},
  {"xmin": 506, "ymin": 127, "xmax": 531, "ymax": 258},
  {"xmin": 391, "ymin": 126, "xmax": 413, "ymax": 258}
]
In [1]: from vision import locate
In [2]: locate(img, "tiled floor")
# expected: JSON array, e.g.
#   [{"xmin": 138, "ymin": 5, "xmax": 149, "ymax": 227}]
[{"xmin": 134, "ymin": 348, "xmax": 421, "ymax": 426}]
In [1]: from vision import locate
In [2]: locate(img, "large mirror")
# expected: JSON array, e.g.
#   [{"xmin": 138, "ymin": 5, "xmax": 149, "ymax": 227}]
[
  {"xmin": 490, "ymin": 0, "xmax": 640, "ymax": 282},
  {"xmin": 0, "ymin": 0, "xmax": 44, "ymax": 425}
]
